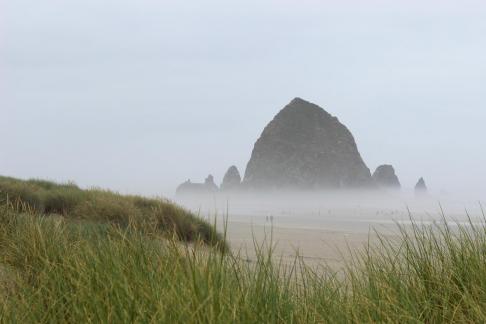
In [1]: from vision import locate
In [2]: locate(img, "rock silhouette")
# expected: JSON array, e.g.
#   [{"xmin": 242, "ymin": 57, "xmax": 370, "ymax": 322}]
[
  {"xmin": 372, "ymin": 165, "xmax": 401, "ymax": 189},
  {"xmin": 221, "ymin": 166, "xmax": 242, "ymax": 191},
  {"xmin": 243, "ymin": 98, "xmax": 372, "ymax": 189},
  {"xmin": 204, "ymin": 175, "xmax": 218, "ymax": 191},
  {"xmin": 415, "ymin": 177, "xmax": 428, "ymax": 194},
  {"xmin": 176, "ymin": 174, "xmax": 219, "ymax": 196}
]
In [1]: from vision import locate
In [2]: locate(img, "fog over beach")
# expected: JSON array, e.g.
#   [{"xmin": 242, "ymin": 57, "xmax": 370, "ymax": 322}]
[
  {"xmin": 175, "ymin": 190, "xmax": 485, "ymax": 267},
  {"xmin": 169, "ymin": 96, "xmax": 485, "ymax": 262}
]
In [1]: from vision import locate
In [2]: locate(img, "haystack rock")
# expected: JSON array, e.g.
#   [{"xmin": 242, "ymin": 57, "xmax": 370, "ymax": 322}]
[
  {"xmin": 176, "ymin": 174, "xmax": 219, "ymax": 195},
  {"xmin": 243, "ymin": 98, "xmax": 372, "ymax": 189},
  {"xmin": 415, "ymin": 177, "xmax": 428, "ymax": 194},
  {"xmin": 221, "ymin": 166, "xmax": 242, "ymax": 191},
  {"xmin": 372, "ymin": 165, "xmax": 401, "ymax": 189}
]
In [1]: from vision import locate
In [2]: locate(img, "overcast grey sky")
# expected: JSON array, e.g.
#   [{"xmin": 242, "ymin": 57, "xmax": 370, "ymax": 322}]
[{"xmin": 1, "ymin": 0, "xmax": 485, "ymax": 198}]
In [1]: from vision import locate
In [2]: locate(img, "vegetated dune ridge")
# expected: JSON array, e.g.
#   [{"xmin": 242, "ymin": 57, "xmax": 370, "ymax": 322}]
[
  {"xmin": 0, "ymin": 175, "xmax": 224, "ymax": 247},
  {"xmin": 2, "ymin": 176, "xmax": 486, "ymax": 322}
]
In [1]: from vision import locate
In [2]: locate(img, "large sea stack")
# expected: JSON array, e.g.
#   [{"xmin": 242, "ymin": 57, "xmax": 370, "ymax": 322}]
[{"xmin": 243, "ymin": 98, "xmax": 372, "ymax": 189}]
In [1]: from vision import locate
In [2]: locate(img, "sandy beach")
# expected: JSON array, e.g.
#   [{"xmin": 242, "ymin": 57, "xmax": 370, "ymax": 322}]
[
  {"xmin": 223, "ymin": 220, "xmax": 377, "ymax": 269},
  {"xmin": 177, "ymin": 192, "xmax": 485, "ymax": 268}
]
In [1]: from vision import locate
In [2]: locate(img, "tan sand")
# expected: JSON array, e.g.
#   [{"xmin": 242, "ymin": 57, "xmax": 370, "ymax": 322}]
[{"xmin": 222, "ymin": 220, "xmax": 391, "ymax": 269}]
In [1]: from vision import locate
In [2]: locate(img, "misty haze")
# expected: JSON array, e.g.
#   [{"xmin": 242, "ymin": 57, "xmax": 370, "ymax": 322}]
[
  {"xmin": 1, "ymin": 0, "xmax": 486, "ymax": 322},
  {"xmin": 174, "ymin": 97, "xmax": 485, "ymax": 266}
]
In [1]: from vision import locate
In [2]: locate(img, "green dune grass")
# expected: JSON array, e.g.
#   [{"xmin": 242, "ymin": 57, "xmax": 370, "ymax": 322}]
[
  {"xmin": 1, "ymin": 176, "xmax": 486, "ymax": 323},
  {"xmin": 0, "ymin": 176, "xmax": 224, "ymax": 247}
]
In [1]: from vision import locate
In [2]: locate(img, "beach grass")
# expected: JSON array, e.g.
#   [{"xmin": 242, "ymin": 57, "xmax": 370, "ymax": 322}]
[
  {"xmin": 1, "ymin": 176, "xmax": 486, "ymax": 323},
  {"xmin": 0, "ymin": 176, "xmax": 224, "ymax": 248}
]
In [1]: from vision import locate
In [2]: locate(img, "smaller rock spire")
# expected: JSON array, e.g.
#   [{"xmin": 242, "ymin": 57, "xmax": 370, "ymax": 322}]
[
  {"xmin": 372, "ymin": 165, "xmax": 401, "ymax": 189},
  {"xmin": 415, "ymin": 177, "xmax": 428, "ymax": 194},
  {"xmin": 221, "ymin": 166, "xmax": 242, "ymax": 191}
]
